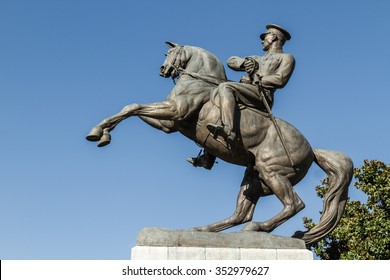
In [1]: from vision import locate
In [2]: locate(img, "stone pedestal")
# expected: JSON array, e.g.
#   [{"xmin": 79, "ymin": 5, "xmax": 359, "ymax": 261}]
[{"xmin": 131, "ymin": 228, "xmax": 313, "ymax": 260}]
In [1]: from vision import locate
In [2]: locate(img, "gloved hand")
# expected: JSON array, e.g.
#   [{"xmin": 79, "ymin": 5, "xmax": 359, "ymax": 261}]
[{"xmin": 244, "ymin": 57, "xmax": 259, "ymax": 75}]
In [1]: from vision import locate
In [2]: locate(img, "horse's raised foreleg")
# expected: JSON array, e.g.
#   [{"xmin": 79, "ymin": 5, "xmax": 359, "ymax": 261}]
[
  {"xmin": 86, "ymin": 100, "xmax": 181, "ymax": 146},
  {"xmin": 241, "ymin": 164, "xmax": 305, "ymax": 232},
  {"xmin": 192, "ymin": 167, "xmax": 263, "ymax": 232},
  {"xmin": 138, "ymin": 116, "xmax": 177, "ymax": 134}
]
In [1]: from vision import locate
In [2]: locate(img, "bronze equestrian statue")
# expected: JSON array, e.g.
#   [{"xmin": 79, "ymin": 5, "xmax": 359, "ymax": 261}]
[{"xmin": 86, "ymin": 24, "xmax": 353, "ymax": 245}]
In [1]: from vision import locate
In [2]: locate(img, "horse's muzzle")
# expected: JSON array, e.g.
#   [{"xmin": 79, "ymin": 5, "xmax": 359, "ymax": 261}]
[
  {"xmin": 160, "ymin": 64, "xmax": 179, "ymax": 79},
  {"xmin": 160, "ymin": 65, "xmax": 172, "ymax": 78}
]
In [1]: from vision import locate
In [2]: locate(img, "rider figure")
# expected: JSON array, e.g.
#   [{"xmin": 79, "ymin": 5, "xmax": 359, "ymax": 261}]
[{"xmin": 188, "ymin": 24, "xmax": 295, "ymax": 169}]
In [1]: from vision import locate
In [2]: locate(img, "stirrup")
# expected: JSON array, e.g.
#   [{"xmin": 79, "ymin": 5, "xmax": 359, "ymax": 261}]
[
  {"xmin": 206, "ymin": 123, "xmax": 235, "ymax": 141},
  {"xmin": 186, "ymin": 150, "xmax": 215, "ymax": 170}
]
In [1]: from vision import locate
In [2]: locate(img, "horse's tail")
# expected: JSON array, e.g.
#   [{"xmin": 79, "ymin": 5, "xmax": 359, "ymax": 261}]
[{"xmin": 294, "ymin": 149, "xmax": 353, "ymax": 245}]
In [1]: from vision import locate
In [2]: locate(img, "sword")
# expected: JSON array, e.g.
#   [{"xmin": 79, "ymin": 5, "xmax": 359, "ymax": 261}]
[{"xmin": 245, "ymin": 58, "xmax": 296, "ymax": 169}]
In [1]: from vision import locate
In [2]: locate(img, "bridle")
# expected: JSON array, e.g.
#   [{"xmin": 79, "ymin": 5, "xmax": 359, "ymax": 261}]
[{"xmin": 164, "ymin": 46, "xmax": 185, "ymax": 83}]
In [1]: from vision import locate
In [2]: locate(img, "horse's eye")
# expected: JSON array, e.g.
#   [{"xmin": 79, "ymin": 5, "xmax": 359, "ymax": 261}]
[{"xmin": 164, "ymin": 53, "xmax": 167, "ymax": 57}]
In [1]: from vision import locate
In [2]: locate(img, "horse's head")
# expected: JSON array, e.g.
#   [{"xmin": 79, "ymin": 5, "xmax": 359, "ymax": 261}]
[
  {"xmin": 160, "ymin": 41, "xmax": 187, "ymax": 79},
  {"xmin": 160, "ymin": 41, "xmax": 227, "ymax": 82}
]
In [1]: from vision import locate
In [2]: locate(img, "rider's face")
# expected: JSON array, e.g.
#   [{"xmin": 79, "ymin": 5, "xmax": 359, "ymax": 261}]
[{"xmin": 262, "ymin": 33, "xmax": 274, "ymax": 51}]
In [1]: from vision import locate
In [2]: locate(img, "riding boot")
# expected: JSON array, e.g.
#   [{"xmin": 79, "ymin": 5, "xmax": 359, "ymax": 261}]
[
  {"xmin": 187, "ymin": 149, "xmax": 216, "ymax": 170},
  {"xmin": 207, "ymin": 89, "xmax": 236, "ymax": 141}
]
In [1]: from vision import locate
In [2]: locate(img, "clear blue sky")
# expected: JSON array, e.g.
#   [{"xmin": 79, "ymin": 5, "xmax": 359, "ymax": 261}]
[{"xmin": 0, "ymin": 0, "xmax": 389, "ymax": 259}]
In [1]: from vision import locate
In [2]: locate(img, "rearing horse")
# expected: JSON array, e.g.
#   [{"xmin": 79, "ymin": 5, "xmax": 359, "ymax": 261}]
[{"xmin": 86, "ymin": 42, "xmax": 353, "ymax": 245}]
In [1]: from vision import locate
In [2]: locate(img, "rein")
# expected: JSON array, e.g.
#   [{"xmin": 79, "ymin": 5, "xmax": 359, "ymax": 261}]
[{"xmin": 174, "ymin": 66, "xmax": 228, "ymax": 86}]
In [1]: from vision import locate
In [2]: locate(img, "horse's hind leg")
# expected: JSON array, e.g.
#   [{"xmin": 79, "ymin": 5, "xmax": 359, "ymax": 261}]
[
  {"xmin": 242, "ymin": 163, "xmax": 305, "ymax": 232},
  {"xmin": 193, "ymin": 166, "xmax": 263, "ymax": 232}
]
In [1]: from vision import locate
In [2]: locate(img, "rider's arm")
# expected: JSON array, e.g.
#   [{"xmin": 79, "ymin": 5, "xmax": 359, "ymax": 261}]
[
  {"xmin": 227, "ymin": 56, "xmax": 245, "ymax": 71},
  {"xmin": 260, "ymin": 54, "xmax": 295, "ymax": 89},
  {"xmin": 227, "ymin": 56, "xmax": 260, "ymax": 71}
]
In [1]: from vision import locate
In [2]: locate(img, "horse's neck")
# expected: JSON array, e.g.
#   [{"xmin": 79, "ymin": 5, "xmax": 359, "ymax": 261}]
[{"xmin": 185, "ymin": 47, "xmax": 226, "ymax": 80}]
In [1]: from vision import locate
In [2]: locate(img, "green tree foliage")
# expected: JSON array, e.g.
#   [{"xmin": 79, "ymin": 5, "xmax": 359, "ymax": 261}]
[{"xmin": 304, "ymin": 160, "xmax": 390, "ymax": 260}]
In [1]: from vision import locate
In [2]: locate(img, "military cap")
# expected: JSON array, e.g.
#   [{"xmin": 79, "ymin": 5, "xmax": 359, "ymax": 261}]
[{"xmin": 260, "ymin": 24, "xmax": 291, "ymax": 41}]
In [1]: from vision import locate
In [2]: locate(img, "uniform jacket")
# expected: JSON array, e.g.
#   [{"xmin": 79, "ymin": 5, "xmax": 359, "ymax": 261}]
[{"xmin": 227, "ymin": 53, "xmax": 295, "ymax": 94}]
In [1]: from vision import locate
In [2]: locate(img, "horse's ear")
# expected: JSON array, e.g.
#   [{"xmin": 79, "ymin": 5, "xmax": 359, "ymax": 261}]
[{"xmin": 165, "ymin": 41, "xmax": 178, "ymax": 48}]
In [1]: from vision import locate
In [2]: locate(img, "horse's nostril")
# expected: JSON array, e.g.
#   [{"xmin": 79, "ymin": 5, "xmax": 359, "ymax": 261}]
[{"xmin": 159, "ymin": 65, "xmax": 173, "ymax": 78}]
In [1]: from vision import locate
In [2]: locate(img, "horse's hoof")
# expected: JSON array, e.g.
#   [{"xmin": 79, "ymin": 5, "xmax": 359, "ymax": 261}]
[
  {"xmin": 86, "ymin": 127, "xmax": 103, "ymax": 142},
  {"xmin": 97, "ymin": 133, "xmax": 111, "ymax": 147},
  {"xmin": 189, "ymin": 226, "xmax": 210, "ymax": 232},
  {"xmin": 241, "ymin": 222, "xmax": 261, "ymax": 231}
]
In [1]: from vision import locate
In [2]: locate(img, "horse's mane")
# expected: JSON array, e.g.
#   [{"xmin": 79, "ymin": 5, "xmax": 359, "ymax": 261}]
[{"xmin": 183, "ymin": 45, "xmax": 227, "ymax": 81}]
